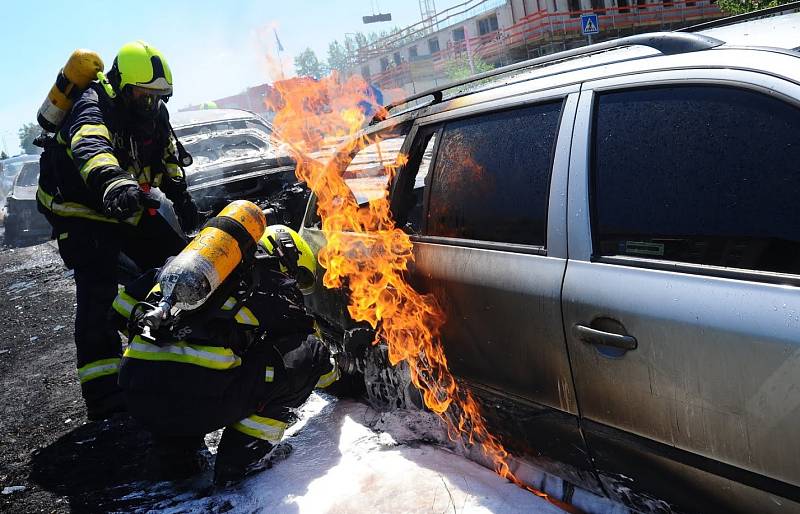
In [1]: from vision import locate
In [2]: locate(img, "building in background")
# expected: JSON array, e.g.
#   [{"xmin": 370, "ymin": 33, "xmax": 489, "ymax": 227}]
[
  {"xmin": 348, "ymin": 0, "xmax": 723, "ymax": 95},
  {"xmin": 181, "ymin": 84, "xmax": 278, "ymax": 121},
  {"xmin": 190, "ymin": 0, "xmax": 724, "ymax": 117}
]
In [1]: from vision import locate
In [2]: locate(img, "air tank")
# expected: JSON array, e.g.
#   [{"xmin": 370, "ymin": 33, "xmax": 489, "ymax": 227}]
[
  {"xmin": 157, "ymin": 200, "xmax": 266, "ymax": 312},
  {"xmin": 37, "ymin": 49, "xmax": 105, "ymax": 132}
]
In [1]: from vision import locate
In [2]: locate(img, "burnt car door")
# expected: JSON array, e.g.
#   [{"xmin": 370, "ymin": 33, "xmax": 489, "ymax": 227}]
[
  {"xmin": 301, "ymin": 123, "xmax": 413, "ymax": 346},
  {"xmin": 391, "ymin": 88, "xmax": 602, "ymax": 492},
  {"xmin": 564, "ymin": 70, "xmax": 800, "ymax": 513}
]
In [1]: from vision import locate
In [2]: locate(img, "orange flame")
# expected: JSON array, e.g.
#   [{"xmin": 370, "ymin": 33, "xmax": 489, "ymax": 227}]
[{"xmin": 267, "ymin": 73, "xmax": 578, "ymax": 513}]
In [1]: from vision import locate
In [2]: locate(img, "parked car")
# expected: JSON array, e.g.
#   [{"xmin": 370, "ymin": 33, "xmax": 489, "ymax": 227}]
[
  {"xmin": 3, "ymin": 160, "xmax": 50, "ymax": 247},
  {"xmin": 1, "ymin": 154, "xmax": 39, "ymax": 209},
  {"xmin": 172, "ymin": 108, "xmax": 308, "ymax": 228},
  {"xmin": 300, "ymin": 10, "xmax": 800, "ymax": 514}
]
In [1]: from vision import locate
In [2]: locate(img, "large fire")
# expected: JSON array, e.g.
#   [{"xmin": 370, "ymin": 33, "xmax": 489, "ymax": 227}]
[{"xmin": 267, "ymin": 73, "xmax": 575, "ymax": 512}]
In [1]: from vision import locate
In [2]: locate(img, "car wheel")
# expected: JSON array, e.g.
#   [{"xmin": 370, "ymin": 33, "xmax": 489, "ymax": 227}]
[
  {"xmin": 362, "ymin": 343, "xmax": 425, "ymax": 412},
  {"xmin": 4, "ymin": 216, "xmax": 19, "ymax": 247}
]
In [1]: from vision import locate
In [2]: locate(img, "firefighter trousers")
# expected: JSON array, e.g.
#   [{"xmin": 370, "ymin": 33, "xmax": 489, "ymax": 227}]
[
  {"xmin": 55, "ymin": 214, "xmax": 186, "ymax": 410},
  {"xmin": 122, "ymin": 335, "xmax": 334, "ymax": 464}
]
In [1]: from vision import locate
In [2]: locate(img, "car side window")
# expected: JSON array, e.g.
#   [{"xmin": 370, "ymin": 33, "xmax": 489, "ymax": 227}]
[
  {"xmin": 592, "ymin": 85, "xmax": 800, "ymax": 275},
  {"xmin": 304, "ymin": 132, "xmax": 408, "ymax": 229},
  {"xmin": 344, "ymin": 136, "xmax": 407, "ymax": 206},
  {"xmin": 425, "ymin": 102, "xmax": 562, "ymax": 246}
]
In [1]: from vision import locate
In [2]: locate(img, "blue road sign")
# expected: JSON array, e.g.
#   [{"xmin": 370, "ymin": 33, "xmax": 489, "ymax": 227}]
[{"xmin": 581, "ymin": 14, "xmax": 599, "ymax": 35}]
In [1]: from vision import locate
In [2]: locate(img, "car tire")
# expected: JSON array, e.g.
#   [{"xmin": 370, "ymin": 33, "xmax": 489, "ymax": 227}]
[{"xmin": 4, "ymin": 215, "xmax": 19, "ymax": 247}]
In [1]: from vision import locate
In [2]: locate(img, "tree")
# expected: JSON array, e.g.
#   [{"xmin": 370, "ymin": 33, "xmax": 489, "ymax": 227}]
[
  {"xmin": 294, "ymin": 48, "xmax": 326, "ymax": 80},
  {"xmin": 327, "ymin": 40, "xmax": 349, "ymax": 77},
  {"xmin": 0, "ymin": 151, "xmax": 8, "ymax": 160},
  {"xmin": 717, "ymin": 0, "xmax": 793, "ymax": 14},
  {"xmin": 18, "ymin": 122, "xmax": 41, "ymax": 155},
  {"xmin": 444, "ymin": 54, "xmax": 495, "ymax": 81}
]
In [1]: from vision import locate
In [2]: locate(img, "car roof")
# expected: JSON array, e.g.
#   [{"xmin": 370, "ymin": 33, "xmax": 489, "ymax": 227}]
[
  {"xmin": 699, "ymin": 11, "xmax": 800, "ymax": 49},
  {"xmin": 170, "ymin": 108, "xmax": 264, "ymax": 129},
  {"xmin": 2, "ymin": 154, "xmax": 38, "ymax": 164},
  {"xmin": 373, "ymin": 10, "xmax": 800, "ymax": 129}
]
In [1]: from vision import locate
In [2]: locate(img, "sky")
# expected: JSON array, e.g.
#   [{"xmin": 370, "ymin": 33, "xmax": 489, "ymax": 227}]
[{"xmin": 0, "ymin": 0, "xmax": 464, "ymax": 156}]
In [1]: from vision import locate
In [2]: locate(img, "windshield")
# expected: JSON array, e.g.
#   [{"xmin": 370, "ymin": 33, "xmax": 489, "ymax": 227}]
[
  {"xmin": 16, "ymin": 162, "xmax": 39, "ymax": 187},
  {"xmin": 4, "ymin": 160, "xmax": 33, "ymax": 179},
  {"xmin": 174, "ymin": 118, "xmax": 275, "ymax": 171}
]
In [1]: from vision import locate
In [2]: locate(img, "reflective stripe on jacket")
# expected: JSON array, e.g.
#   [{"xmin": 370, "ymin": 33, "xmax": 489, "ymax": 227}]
[{"xmin": 124, "ymin": 336, "xmax": 242, "ymax": 370}]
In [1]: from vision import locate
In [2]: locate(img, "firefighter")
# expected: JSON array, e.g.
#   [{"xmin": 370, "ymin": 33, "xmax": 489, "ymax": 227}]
[
  {"xmin": 112, "ymin": 225, "xmax": 340, "ymax": 484},
  {"xmin": 36, "ymin": 41, "xmax": 199, "ymax": 420}
]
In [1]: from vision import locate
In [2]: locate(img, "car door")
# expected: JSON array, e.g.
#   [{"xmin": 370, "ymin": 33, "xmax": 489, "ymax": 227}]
[
  {"xmin": 391, "ymin": 88, "xmax": 602, "ymax": 491},
  {"xmin": 564, "ymin": 69, "xmax": 800, "ymax": 513},
  {"xmin": 301, "ymin": 123, "xmax": 413, "ymax": 340}
]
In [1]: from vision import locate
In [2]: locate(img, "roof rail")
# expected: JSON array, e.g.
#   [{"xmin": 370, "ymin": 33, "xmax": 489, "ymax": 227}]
[
  {"xmin": 678, "ymin": 1, "xmax": 800, "ymax": 33},
  {"xmin": 372, "ymin": 31, "xmax": 724, "ymax": 124}
]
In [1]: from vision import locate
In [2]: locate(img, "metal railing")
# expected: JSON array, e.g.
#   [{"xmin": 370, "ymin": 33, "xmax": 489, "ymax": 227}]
[{"xmin": 362, "ymin": 1, "xmax": 723, "ymax": 91}]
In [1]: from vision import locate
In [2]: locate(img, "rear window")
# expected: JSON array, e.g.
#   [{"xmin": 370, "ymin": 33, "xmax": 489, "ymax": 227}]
[
  {"xmin": 592, "ymin": 85, "xmax": 800, "ymax": 275},
  {"xmin": 16, "ymin": 162, "xmax": 39, "ymax": 187}
]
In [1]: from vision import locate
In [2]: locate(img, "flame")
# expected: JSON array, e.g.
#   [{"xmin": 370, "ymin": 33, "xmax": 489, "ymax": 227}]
[{"xmin": 267, "ymin": 73, "xmax": 579, "ymax": 513}]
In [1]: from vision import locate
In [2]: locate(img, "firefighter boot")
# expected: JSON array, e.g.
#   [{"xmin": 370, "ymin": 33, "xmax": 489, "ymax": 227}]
[
  {"xmin": 147, "ymin": 435, "xmax": 210, "ymax": 481},
  {"xmin": 86, "ymin": 387, "xmax": 127, "ymax": 422},
  {"xmin": 214, "ymin": 428, "xmax": 277, "ymax": 487}
]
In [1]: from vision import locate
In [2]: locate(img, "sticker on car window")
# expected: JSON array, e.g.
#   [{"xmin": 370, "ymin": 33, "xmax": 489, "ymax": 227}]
[{"xmin": 624, "ymin": 241, "xmax": 665, "ymax": 256}]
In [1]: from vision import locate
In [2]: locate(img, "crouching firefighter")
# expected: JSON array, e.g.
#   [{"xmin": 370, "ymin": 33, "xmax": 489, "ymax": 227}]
[
  {"xmin": 35, "ymin": 42, "xmax": 200, "ymax": 420},
  {"xmin": 112, "ymin": 201, "xmax": 340, "ymax": 485}
]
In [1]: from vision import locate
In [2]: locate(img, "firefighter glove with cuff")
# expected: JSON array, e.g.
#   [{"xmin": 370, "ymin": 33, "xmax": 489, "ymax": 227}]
[
  {"xmin": 173, "ymin": 193, "xmax": 199, "ymax": 233},
  {"xmin": 103, "ymin": 182, "xmax": 160, "ymax": 221}
]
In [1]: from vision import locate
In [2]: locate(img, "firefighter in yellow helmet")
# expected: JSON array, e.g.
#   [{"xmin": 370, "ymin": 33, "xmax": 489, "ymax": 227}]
[
  {"xmin": 36, "ymin": 41, "xmax": 199, "ymax": 421},
  {"xmin": 112, "ymin": 222, "xmax": 338, "ymax": 484}
]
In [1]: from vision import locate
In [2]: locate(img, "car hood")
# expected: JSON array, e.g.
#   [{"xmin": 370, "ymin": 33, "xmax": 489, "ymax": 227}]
[
  {"xmin": 9, "ymin": 185, "xmax": 38, "ymax": 202},
  {"xmin": 185, "ymin": 154, "xmax": 296, "ymax": 192}
]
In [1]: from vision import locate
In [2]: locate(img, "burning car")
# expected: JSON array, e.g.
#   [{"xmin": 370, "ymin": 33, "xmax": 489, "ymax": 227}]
[
  {"xmin": 295, "ymin": 10, "xmax": 800, "ymax": 514},
  {"xmin": 172, "ymin": 108, "xmax": 308, "ymax": 228},
  {"xmin": 3, "ymin": 160, "xmax": 50, "ymax": 247}
]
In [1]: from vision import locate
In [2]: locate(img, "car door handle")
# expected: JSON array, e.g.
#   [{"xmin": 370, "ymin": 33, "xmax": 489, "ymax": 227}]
[{"xmin": 573, "ymin": 324, "xmax": 638, "ymax": 351}]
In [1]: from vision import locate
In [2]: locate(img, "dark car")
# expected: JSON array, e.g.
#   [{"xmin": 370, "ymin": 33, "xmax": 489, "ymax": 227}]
[
  {"xmin": 300, "ymin": 10, "xmax": 800, "ymax": 514},
  {"xmin": 3, "ymin": 160, "xmax": 50, "ymax": 247},
  {"xmin": 172, "ymin": 109, "xmax": 308, "ymax": 228}
]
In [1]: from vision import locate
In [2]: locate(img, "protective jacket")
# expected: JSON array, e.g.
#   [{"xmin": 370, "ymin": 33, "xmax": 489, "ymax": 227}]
[
  {"xmin": 37, "ymin": 82, "xmax": 186, "ymax": 228},
  {"xmin": 113, "ymin": 257, "xmax": 338, "ymax": 442}
]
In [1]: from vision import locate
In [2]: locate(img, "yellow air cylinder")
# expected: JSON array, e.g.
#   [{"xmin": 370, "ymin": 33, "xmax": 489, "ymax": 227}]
[
  {"xmin": 37, "ymin": 49, "xmax": 105, "ymax": 132},
  {"xmin": 158, "ymin": 200, "xmax": 266, "ymax": 311}
]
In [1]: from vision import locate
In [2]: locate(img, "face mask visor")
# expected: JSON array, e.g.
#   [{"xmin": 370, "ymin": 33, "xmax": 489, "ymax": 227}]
[{"xmin": 126, "ymin": 86, "xmax": 167, "ymax": 117}]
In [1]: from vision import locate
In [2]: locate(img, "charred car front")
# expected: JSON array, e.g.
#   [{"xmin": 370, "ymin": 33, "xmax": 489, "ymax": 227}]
[{"xmin": 172, "ymin": 109, "xmax": 308, "ymax": 228}]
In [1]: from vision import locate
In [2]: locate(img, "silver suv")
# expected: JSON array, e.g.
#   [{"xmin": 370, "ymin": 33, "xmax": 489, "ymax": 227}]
[{"xmin": 300, "ymin": 10, "xmax": 800, "ymax": 514}]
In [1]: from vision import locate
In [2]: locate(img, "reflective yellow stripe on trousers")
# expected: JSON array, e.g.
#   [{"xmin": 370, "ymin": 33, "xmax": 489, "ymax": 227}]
[
  {"xmin": 78, "ymin": 358, "xmax": 121, "ymax": 384},
  {"xmin": 315, "ymin": 359, "xmax": 340, "ymax": 389},
  {"xmin": 124, "ymin": 336, "xmax": 241, "ymax": 370},
  {"xmin": 112, "ymin": 288, "xmax": 138, "ymax": 318},
  {"xmin": 232, "ymin": 414, "xmax": 287, "ymax": 443}
]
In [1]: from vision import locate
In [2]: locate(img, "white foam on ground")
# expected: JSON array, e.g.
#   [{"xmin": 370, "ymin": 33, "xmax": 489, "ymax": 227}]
[{"xmin": 151, "ymin": 393, "xmax": 565, "ymax": 513}]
